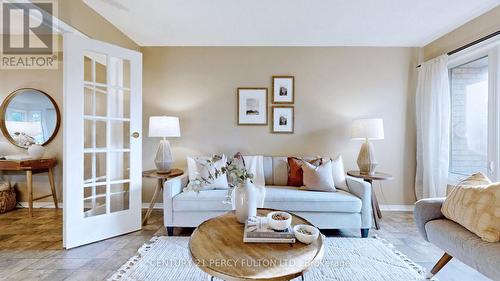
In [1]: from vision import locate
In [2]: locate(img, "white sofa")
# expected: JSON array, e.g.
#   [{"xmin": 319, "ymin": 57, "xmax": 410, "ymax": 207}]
[{"xmin": 163, "ymin": 156, "xmax": 373, "ymax": 237}]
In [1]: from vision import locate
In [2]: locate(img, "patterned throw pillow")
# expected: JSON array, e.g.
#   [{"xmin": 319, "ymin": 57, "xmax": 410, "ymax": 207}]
[
  {"xmin": 287, "ymin": 157, "xmax": 322, "ymax": 187},
  {"xmin": 441, "ymin": 172, "xmax": 500, "ymax": 242},
  {"xmin": 187, "ymin": 155, "xmax": 229, "ymax": 190}
]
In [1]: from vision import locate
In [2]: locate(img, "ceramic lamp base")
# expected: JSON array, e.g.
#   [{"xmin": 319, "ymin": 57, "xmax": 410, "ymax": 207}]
[
  {"xmin": 155, "ymin": 139, "xmax": 174, "ymax": 173},
  {"xmin": 357, "ymin": 139, "xmax": 378, "ymax": 175}
]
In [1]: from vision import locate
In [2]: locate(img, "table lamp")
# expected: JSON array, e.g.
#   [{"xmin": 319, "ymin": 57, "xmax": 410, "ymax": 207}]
[
  {"xmin": 149, "ymin": 116, "xmax": 180, "ymax": 174},
  {"xmin": 351, "ymin": 118, "xmax": 384, "ymax": 175}
]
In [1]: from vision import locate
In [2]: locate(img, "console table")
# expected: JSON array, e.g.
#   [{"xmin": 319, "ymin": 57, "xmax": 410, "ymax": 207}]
[
  {"xmin": 0, "ymin": 158, "xmax": 58, "ymax": 217},
  {"xmin": 347, "ymin": 170, "xmax": 393, "ymax": 230}
]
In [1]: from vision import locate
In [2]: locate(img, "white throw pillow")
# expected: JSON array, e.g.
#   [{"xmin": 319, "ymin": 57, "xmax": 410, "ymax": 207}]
[
  {"xmin": 187, "ymin": 155, "xmax": 229, "ymax": 190},
  {"xmin": 331, "ymin": 155, "xmax": 348, "ymax": 191},
  {"xmin": 301, "ymin": 160, "xmax": 336, "ymax": 192}
]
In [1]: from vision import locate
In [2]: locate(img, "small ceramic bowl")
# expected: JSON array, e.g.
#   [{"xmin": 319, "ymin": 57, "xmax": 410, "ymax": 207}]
[
  {"xmin": 293, "ymin": 225, "xmax": 320, "ymax": 244},
  {"xmin": 266, "ymin": 211, "xmax": 292, "ymax": 231}
]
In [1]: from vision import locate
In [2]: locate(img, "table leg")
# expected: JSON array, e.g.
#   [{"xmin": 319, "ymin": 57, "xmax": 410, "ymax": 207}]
[
  {"xmin": 26, "ymin": 170, "xmax": 33, "ymax": 217},
  {"xmin": 371, "ymin": 190, "xmax": 380, "ymax": 229},
  {"xmin": 373, "ymin": 191, "xmax": 382, "ymax": 219},
  {"xmin": 365, "ymin": 179, "xmax": 380, "ymax": 230},
  {"xmin": 142, "ymin": 178, "xmax": 164, "ymax": 226},
  {"xmin": 48, "ymin": 168, "xmax": 59, "ymax": 209}
]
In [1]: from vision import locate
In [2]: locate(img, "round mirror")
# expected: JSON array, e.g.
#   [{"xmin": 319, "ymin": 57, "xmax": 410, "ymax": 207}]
[{"xmin": 0, "ymin": 88, "xmax": 61, "ymax": 148}]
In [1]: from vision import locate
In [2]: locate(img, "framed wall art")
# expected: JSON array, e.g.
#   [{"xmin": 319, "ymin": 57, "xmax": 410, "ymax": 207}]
[
  {"xmin": 272, "ymin": 106, "xmax": 294, "ymax": 133},
  {"xmin": 237, "ymin": 88, "xmax": 268, "ymax": 125},
  {"xmin": 272, "ymin": 76, "xmax": 294, "ymax": 104}
]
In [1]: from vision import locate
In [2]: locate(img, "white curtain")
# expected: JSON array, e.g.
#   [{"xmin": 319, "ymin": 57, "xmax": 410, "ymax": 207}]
[{"xmin": 415, "ymin": 55, "xmax": 450, "ymax": 200}]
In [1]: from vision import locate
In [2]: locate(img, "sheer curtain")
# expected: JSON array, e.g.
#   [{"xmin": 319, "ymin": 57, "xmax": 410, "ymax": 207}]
[{"xmin": 415, "ymin": 55, "xmax": 450, "ymax": 199}]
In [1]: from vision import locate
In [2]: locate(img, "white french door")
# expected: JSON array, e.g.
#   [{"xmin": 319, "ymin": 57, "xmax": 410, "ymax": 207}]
[{"xmin": 63, "ymin": 34, "xmax": 142, "ymax": 249}]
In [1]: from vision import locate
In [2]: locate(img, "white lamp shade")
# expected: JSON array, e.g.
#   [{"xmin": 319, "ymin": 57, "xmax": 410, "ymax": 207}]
[
  {"xmin": 351, "ymin": 118, "xmax": 384, "ymax": 140},
  {"xmin": 149, "ymin": 116, "xmax": 181, "ymax": 138}
]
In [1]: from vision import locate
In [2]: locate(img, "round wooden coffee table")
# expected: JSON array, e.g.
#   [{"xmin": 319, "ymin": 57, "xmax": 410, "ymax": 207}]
[{"xmin": 189, "ymin": 209, "xmax": 324, "ymax": 281}]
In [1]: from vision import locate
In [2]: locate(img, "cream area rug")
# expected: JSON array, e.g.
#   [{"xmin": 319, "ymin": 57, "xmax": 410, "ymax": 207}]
[{"xmin": 109, "ymin": 237, "xmax": 431, "ymax": 281}]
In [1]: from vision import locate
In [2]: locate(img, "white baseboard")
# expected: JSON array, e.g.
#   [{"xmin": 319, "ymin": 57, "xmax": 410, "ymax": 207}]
[
  {"xmin": 379, "ymin": 204, "xmax": 414, "ymax": 212},
  {"xmin": 20, "ymin": 202, "xmax": 413, "ymax": 212}
]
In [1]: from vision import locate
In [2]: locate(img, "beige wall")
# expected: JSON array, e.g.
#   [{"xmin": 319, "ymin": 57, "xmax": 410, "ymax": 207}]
[
  {"xmin": 424, "ymin": 6, "xmax": 500, "ymax": 60},
  {"xmin": 142, "ymin": 47, "xmax": 420, "ymax": 205},
  {"xmin": 0, "ymin": 1, "xmax": 138, "ymax": 203}
]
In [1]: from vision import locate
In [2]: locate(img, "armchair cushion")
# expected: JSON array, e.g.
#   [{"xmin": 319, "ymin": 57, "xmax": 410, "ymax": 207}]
[{"xmin": 426, "ymin": 219, "xmax": 500, "ymax": 280}]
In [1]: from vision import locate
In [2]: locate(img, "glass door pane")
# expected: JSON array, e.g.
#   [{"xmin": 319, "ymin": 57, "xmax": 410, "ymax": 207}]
[{"xmin": 82, "ymin": 51, "xmax": 131, "ymax": 218}]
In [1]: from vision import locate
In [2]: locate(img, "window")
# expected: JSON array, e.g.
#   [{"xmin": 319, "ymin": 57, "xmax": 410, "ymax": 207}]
[
  {"xmin": 450, "ymin": 57, "xmax": 489, "ymax": 176},
  {"xmin": 448, "ymin": 42, "xmax": 500, "ymax": 182}
]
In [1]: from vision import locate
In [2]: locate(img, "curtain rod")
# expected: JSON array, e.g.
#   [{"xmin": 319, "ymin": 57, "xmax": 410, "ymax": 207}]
[{"xmin": 416, "ymin": 29, "xmax": 500, "ymax": 68}]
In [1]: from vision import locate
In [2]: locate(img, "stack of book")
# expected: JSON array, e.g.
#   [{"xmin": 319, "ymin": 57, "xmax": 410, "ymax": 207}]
[{"xmin": 243, "ymin": 216, "xmax": 295, "ymax": 243}]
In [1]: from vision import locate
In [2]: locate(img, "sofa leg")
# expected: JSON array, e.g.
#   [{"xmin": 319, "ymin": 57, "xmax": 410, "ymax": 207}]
[
  {"xmin": 426, "ymin": 252, "xmax": 452, "ymax": 279},
  {"xmin": 361, "ymin": 228, "xmax": 369, "ymax": 238},
  {"xmin": 167, "ymin": 227, "xmax": 174, "ymax": 236}
]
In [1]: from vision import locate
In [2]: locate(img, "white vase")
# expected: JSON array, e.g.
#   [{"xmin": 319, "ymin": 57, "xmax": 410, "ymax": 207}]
[
  {"xmin": 28, "ymin": 144, "xmax": 45, "ymax": 159},
  {"xmin": 254, "ymin": 184, "xmax": 266, "ymax": 208},
  {"xmin": 233, "ymin": 179, "xmax": 257, "ymax": 223}
]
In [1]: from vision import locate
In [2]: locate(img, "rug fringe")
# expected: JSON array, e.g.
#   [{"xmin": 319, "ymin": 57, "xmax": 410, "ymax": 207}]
[
  {"xmin": 373, "ymin": 235, "xmax": 435, "ymax": 280},
  {"xmin": 107, "ymin": 236, "xmax": 161, "ymax": 281}
]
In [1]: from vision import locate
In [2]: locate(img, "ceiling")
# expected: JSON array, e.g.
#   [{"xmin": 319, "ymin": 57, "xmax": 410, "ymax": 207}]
[{"xmin": 83, "ymin": 0, "xmax": 500, "ymax": 47}]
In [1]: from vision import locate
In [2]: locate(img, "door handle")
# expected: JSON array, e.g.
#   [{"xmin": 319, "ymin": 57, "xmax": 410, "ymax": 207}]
[{"xmin": 131, "ymin": 132, "xmax": 140, "ymax": 138}]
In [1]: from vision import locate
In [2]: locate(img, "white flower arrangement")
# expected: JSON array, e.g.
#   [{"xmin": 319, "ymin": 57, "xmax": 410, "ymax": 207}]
[{"xmin": 184, "ymin": 155, "xmax": 254, "ymax": 202}]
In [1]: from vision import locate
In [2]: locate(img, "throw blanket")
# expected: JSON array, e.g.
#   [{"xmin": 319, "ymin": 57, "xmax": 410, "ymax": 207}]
[{"xmin": 441, "ymin": 173, "xmax": 500, "ymax": 242}]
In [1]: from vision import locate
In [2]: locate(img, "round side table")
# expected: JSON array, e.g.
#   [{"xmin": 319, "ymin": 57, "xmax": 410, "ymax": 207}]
[
  {"xmin": 142, "ymin": 169, "xmax": 184, "ymax": 226},
  {"xmin": 347, "ymin": 170, "xmax": 393, "ymax": 230}
]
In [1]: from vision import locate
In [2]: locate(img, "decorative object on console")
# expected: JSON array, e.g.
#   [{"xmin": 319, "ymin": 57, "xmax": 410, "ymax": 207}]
[
  {"xmin": 272, "ymin": 106, "xmax": 294, "ymax": 133},
  {"xmin": 301, "ymin": 159, "xmax": 336, "ymax": 192},
  {"xmin": 0, "ymin": 88, "xmax": 61, "ymax": 148},
  {"xmin": 27, "ymin": 144, "xmax": 46, "ymax": 159},
  {"xmin": 148, "ymin": 116, "xmax": 180, "ymax": 174},
  {"xmin": 272, "ymin": 76, "xmax": 294, "ymax": 104},
  {"xmin": 351, "ymin": 118, "xmax": 384, "ymax": 175},
  {"xmin": 237, "ymin": 88, "xmax": 268, "ymax": 125}
]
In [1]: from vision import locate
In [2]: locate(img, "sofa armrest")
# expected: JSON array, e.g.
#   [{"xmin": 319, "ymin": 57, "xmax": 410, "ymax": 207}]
[
  {"xmin": 414, "ymin": 198, "xmax": 445, "ymax": 241},
  {"xmin": 346, "ymin": 175, "xmax": 372, "ymax": 229},
  {"xmin": 163, "ymin": 174, "xmax": 188, "ymax": 227}
]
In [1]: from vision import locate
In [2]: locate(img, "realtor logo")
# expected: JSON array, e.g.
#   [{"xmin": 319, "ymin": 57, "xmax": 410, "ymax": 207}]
[{"xmin": 1, "ymin": 1, "xmax": 58, "ymax": 69}]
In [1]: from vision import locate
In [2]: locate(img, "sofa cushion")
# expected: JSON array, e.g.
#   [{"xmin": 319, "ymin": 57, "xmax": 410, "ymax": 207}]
[
  {"xmin": 173, "ymin": 185, "xmax": 362, "ymax": 213},
  {"xmin": 426, "ymin": 219, "xmax": 500, "ymax": 280},
  {"xmin": 173, "ymin": 190, "xmax": 232, "ymax": 212},
  {"xmin": 264, "ymin": 186, "xmax": 361, "ymax": 213}
]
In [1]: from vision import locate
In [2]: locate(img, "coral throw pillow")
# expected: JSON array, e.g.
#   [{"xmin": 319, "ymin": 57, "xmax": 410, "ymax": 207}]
[
  {"xmin": 441, "ymin": 172, "xmax": 500, "ymax": 242},
  {"xmin": 287, "ymin": 157, "xmax": 322, "ymax": 187}
]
